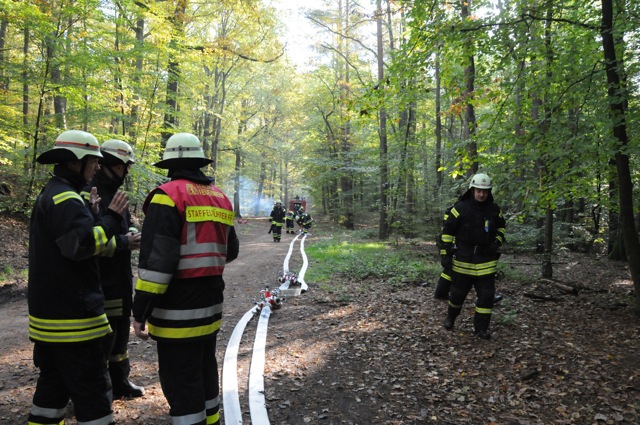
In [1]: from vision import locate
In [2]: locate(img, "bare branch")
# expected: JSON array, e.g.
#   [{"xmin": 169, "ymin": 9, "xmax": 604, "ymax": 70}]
[{"xmin": 306, "ymin": 14, "xmax": 378, "ymax": 58}]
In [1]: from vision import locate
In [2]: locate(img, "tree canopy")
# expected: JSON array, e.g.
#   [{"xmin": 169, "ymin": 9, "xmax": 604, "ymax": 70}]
[{"xmin": 0, "ymin": 0, "xmax": 639, "ymax": 312}]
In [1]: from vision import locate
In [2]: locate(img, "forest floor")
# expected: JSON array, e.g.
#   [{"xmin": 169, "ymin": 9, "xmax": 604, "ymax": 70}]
[{"xmin": 0, "ymin": 214, "xmax": 639, "ymax": 425}]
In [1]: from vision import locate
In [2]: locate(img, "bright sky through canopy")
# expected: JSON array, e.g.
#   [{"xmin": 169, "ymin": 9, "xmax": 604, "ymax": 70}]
[{"xmin": 268, "ymin": 0, "xmax": 326, "ymax": 69}]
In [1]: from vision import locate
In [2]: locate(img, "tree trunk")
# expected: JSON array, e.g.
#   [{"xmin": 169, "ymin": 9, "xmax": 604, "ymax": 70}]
[
  {"xmin": 376, "ymin": 0, "xmax": 388, "ymax": 240},
  {"xmin": 129, "ymin": 16, "xmax": 145, "ymax": 143},
  {"xmin": 234, "ymin": 148, "xmax": 241, "ymax": 218},
  {"xmin": 542, "ymin": 207, "xmax": 553, "ymax": 278},
  {"xmin": 601, "ymin": 0, "xmax": 640, "ymax": 315},
  {"xmin": 461, "ymin": 0, "xmax": 477, "ymax": 175},
  {"xmin": 338, "ymin": 0, "xmax": 354, "ymax": 230},
  {"xmin": 161, "ymin": 0, "xmax": 187, "ymax": 143},
  {"xmin": 22, "ymin": 27, "xmax": 29, "ymax": 140},
  {"xmin": 435, "ymin": 45, "xmax": 443, "ymax": 190},
  {"xmin": 255, "ymin": 161, "xmax": 266, "ymax": 217},
  {"xmin": 0, "ymin": 19, "xmax": 8, "ymax": 92}
]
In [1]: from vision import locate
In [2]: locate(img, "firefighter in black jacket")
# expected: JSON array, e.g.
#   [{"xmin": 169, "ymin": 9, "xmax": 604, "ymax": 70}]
[
  {"xmin": 440, "ymin": 173, "xmax": 506, "ymax": 340},
  {"xmin": 132, "ymin": 133, "xmax": 239, "ymax": 425},
  {"xmin": 83, "ymin": 139, "xmax": 144, "ymax": 400},
  {"xmin": 296, "ymin": 207, "xmax": 314, "ymax": 234},
  {"xmin": 28, "ymin": 130, "xmax": 129, "ymax": 425},
  {"xmin": 434, "ymin": 206, "xmax": 454, "ymax": 300},
  {"xmin": 285, "ymin": 209, "xmax": 296, "ymax": 234},
  {"xmin": 269, "ymin": 200, "xmax": 286, "ymax": 242}
]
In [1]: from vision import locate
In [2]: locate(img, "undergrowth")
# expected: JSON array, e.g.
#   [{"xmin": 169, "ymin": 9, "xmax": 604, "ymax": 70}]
[{"xmin": 305, "ymin": 237, "xmax": 438, "ymax": 288}]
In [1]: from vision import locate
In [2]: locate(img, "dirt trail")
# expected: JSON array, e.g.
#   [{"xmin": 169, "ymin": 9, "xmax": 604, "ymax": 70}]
[
  {"xmin": 0, "ymin": 218, "xmax": 296, "ymax": 424},
  {"xmin": 1, "ymin": 216, "xmax": 639, "ymax": 425}
]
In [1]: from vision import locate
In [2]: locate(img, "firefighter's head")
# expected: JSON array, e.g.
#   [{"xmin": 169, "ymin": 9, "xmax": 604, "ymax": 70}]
[
  {"xmin": 275, "ymin": 200, "xmax": 282, "ymax": 207},
  {"xmin": 469, "ymin": 173, "xmax": 492, "ymax": 203},
  {"xmin": 37, "ymin": 130, "xmax": 103, "ymax": 183},
  {"xmin": 101, "ymin": 139, "xmax": 135, "ymax": 166},
  {"xmin": 100, "ymin": 139, "xmax": 135, "ymax": 184},
  {"xmin": 154, "ymin": 133, "xmax": 212, "ymax": 170}
]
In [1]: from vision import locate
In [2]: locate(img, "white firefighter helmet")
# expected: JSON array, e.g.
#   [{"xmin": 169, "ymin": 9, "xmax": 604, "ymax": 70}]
[
  {"xmin": 469, "ymin": 173, "xmax": 492, "ymax": 190},
  {"xmin": 100, "ymin": 139, "xmax": 135, "ymax": 166},
  {"xmin": 275, "ymin": 199, "xmax": 282, "ymax": 205},
  {"xmin": 154, "ymin": 132, "xmax": 213, "ymax": 169},
  {"xmin": 37, "ymin": 130, "xmax": 103, "ymax": 164}
]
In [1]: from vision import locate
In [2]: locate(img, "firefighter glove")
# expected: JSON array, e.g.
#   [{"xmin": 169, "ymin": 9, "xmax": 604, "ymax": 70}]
[{"xmin": 441, "ymin": 255, "xmax": 453, "ymax": 270}]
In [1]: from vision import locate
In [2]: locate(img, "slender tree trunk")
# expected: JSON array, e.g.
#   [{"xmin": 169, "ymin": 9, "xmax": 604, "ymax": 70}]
[
  {"xmin": 376, "ymin": 0, "xmax": 388, "ymax": 240},
  {"xmin": 255, "ymin": 161, "xmax": 266, "ymax": 216},
  {"xmin": 461, "ymin": 0, "xmax": 477, "ymax": 175},
  {"xmin": 0, "ymin": 19, "xmax": 8, "ymax": 92},
  {"xmin": 435, "ymin": 45, "xmax": 443, "ymax": 190},
  {"xmin": 161, "ymin": 0, "xmax": 187, "ymax": 143},
  {"xmin": 129, "ymin": 17, "xmax": 145, "ymax": 143},
  {"xmin": 210, "ymin": 68, "xmax": 228, "ymax": 175},
  {"xmin": 542, "ymin": 207, "xmax": 553, "ymax": 278},
  {"xmin": 48, "ymin": 37, "xmax": 66, "ymax": 129},
  {"xmin": 234, "ymin": 148, "xmax": 241, "ymax": 217},
  {"xmin": 22, "ymin": 28, "xmax": 30, "ymax": 141},
  {"xmin": 338, "ymin": 0, "xmax": 354, "ymax": 229},
  {"xmin": 540, "ymin": 0, "xmax": 555, "ymax": 278}
]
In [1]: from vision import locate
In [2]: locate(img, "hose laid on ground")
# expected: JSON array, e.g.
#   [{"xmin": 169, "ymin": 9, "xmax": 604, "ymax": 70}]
[
  {"xmin": 223, "ymin": 230, "xmax": 311, "ymax": 424},
  {"xmin": 248, "ymin": 304, "xmax": 271, "ymax": 425},
  {"xmin": 297, "ymin": 234, "xmax": 309, "ymax": 292},
  {"xmin": 283, "ymin": 232, "xmax": 301, "ymax": 275},
  {"xmin": 222, "ymin": 307, "xmax": 257, "ymax": 424}
]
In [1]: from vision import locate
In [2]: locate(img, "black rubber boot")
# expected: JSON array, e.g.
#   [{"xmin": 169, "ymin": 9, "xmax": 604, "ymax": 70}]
[
  {"xmin": 443, "ymin": 316, "xmax": 455, "ymax": 330},
  {"xmin": 113, "ymin": 380, "xmax": 145, "ymax": 399},
  {"xmin": 473, "ymin": 314, "xmax": 492, "ymax": 340},
  {"xmin": 111, "ymin": 358, "xmax": 145, "ymax": 399},
  {"xmin": 443, "ymin": 305, "xmax": 460, "ymax": 330},
  {"xmin": 476, "ymin": 330, "xmax": 491, "ymax": 340}
]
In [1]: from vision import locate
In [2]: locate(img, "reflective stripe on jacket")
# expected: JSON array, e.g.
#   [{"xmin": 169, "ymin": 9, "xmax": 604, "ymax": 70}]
[
  {"xmin": 28, "ymin": 172, "xmax": 118, "ymax": 344},
  {"xmin": 160, "ymin": 179, "xmax": 234, "ymax": 280},
  {"xmin": 441, "ymin": 197, "xmax": 505, "ymax": 277},
  {"xmin": 134, "ymin": 177, "xmax": 234, "ymax": 342}
]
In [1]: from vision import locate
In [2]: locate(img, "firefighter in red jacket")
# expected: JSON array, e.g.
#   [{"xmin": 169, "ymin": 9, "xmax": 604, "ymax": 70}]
[
  {"xmin": 28, "ymin": 130, "xmax": 129, "ymax": 425},
  {"xmin": 132, "ymin": 133, "xmax": 239, "ymax": 425},
  {"xmin": 83, "ymin": 139, "xmax": 144, "ymax": 400},
  {"xmin": 441, "ymin": 173, "xmax": 506, "ymax": 340}
]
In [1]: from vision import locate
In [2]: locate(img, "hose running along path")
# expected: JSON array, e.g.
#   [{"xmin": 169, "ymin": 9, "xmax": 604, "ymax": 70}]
[
  {"xmin": 279, "ymin": 233, "xmax": 309, "ymax": 293},
  {"xmin": 222, "ymin": 232, "xmax": 311, "ymax": 424},
  {"xmin": 282, "ymin": 232, "xmax": 301, "ymax": 277},
  {"xmin": 248, "ymin": 305, "xmax": 271, "ymax": 425},
  {"xmin": 221, "ymin": 307, "xmax": 257, "ymax": 424}
]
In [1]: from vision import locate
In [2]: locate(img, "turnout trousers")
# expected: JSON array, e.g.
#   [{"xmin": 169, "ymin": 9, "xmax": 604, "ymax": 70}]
[
  {"xmin": 104, "ymin": 313, "xmax": 134, "ymax": 392},
  {"xmin": 272, "ymin": 222, "xmax": 283, "ymax": 241},
  {"xmin": 157, "ymin": 338, "xmax": 220, "ymax": 425},
  {"xmin": 447, "ymin": 273, "xmax": 496, "ymax": 333},
  {"xmin": 29, "ymin": 339, "xmax": 113, "ymax": 425}
]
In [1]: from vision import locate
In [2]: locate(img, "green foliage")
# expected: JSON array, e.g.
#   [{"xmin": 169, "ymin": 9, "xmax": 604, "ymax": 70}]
[
  {"xmin": 506, "ymin": 220, "xmax": 597, "ymax": 254},
  {"xmin": 305, "ymin": 237, "xmax": 438, "ymax": 287},
  {"xmin": 493, "ymin": 300, "xmax": 518, "ymax": 327}
]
